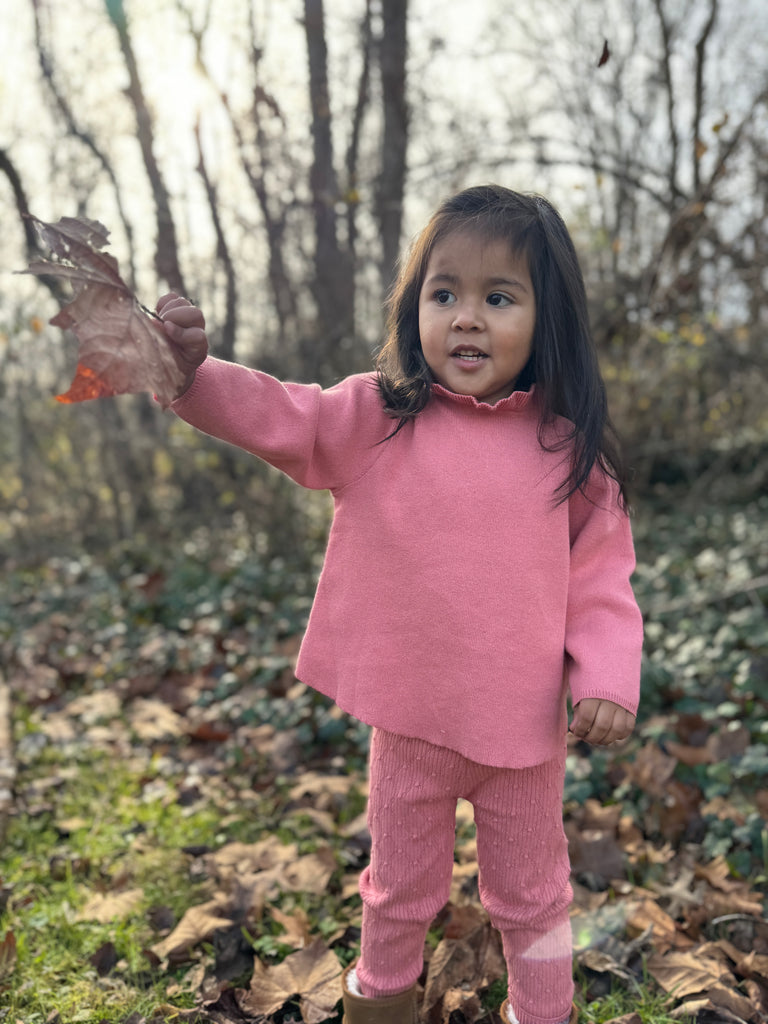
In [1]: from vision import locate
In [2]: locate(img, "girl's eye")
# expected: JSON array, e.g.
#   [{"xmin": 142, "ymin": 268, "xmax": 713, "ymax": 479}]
[
  {"xmin": 433, "ymin": 289, "xmax": 455, "ymax": 306},
  {"xmin": 487, "ymin": 292, "xmax": 512, "ymax": 307}
]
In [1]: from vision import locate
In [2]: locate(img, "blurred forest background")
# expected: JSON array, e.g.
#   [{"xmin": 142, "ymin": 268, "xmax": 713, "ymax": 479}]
[{"xmin": 1, "ymin": 0, "xmax": 765, "ymax": 560}]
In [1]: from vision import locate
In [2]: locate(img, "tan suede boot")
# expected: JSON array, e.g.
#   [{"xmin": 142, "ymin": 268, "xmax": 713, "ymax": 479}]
[
  {"xmin": 341, "ymin": 963, "xmax": 419, "ymax": 1024},
  {"xmin": 499, "ymin": 1000, "xmax": 578, "ymax": 1024}
]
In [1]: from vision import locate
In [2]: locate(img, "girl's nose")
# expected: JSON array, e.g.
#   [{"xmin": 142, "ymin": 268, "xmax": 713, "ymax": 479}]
[{"xmin": 451, "ymin": 302, "xmax": 483, "ymax": 331}]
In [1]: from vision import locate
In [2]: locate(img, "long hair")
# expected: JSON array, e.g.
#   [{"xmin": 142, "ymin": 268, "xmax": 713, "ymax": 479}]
[{"xmin": 375, "ymin": 184, "xmax": 628, "ymax": 507}]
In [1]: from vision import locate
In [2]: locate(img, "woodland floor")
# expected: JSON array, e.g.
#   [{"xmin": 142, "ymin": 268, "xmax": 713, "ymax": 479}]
[{"xmin": 1, "ymin": 481, "xmax": 768, "ymax": 1024}]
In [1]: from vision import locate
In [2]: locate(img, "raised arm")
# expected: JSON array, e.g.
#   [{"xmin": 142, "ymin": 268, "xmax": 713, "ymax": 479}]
[{"xmin": 155, "ymin": 295, "xmax": 391, "ymax": 491}]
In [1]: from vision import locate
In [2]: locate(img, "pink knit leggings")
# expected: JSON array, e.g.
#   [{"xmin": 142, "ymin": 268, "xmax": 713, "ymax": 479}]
[{"xmin": 357, "ymin": 730, "xmax": 574, "ymax": 1024}]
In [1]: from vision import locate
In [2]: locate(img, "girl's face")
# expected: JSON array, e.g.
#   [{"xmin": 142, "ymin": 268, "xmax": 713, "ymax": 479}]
[{"xmin": 418, "ymin": 230, "xmax": 536, "ymax": 405}]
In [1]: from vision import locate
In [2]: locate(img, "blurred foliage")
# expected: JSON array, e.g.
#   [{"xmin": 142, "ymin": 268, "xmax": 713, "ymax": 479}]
[
  {"xmin": 598, "ymin": 314, "xmax": 767, "ymax": 495},
  {"xmin": 602, "ymin": 489, "xmax": 768, "ymax": 880},
  {"xmin": 2, "ymin": 319, "xmax": 767, "ymax": 565}
]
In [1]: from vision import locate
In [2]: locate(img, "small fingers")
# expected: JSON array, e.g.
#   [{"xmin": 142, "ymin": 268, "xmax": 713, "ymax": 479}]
[
  {"xmin": 571, "ymin": 699, "xmax": 635, "ymax": 747},
  {"xmin": 155, "ymin": 294, "xmax": 208, "ymax": 386},
  {"xmin": 156, "ymin": 292, "xmax": 181, "ymax": 316},
  {"xmin": 156, "ymin": 293, "xmax": 206, "ymax": 328},
  {"xmin": 569, "ymin": 697, "xmax": 599, "ymax": 739},
  {"xmin": 164, "ymin": 324, "xmax": 208, "ymax": 353}
]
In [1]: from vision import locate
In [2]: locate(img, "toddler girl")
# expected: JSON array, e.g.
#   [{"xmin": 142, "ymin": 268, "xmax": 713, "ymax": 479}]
[{"xmin": 158, "ymin": 184, "xmax": 643, "ymax": 1024}]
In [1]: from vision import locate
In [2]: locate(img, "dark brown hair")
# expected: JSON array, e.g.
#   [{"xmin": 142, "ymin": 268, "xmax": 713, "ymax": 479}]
[{"xmin": 375, "ymin": 184, "xmax": 628, "ymax": 507}]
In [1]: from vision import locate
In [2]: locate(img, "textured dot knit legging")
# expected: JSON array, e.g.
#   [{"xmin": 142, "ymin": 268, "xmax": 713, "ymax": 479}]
[{"xmin": 356, "ymin": 730, "xmax": 574, "ymax": 1024}]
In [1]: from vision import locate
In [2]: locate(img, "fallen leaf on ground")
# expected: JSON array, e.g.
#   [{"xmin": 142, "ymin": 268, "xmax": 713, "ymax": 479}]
[
  {"xmin": 89, "ymin": 940, "xmax": 119, "ymax": 976},
  {"xmin": 77, "ymin": 888, "xmax": 144, "ymax": 924},
  {"xmin": 735, "ymin": 949, "xmax": 768, "ymax": 984},
  {"xmin": 281, "ymin": 847, "xmax": 338, "ymax": 894},
  {"xmin": 130, "ymin": 699, "xmax": 186, "ymax": 741},
  {"xmin": 626, "ymin": 897, "xmax": 693, "ymax": 952},
  {"xmin": 705, "ymin": 981, "xmax": 759, "ymax": 1020},
  {"xmin": 208, "ymin": 837, "xmax": 298, "ymax": 876},
  {"xmin": 441, "ymin": 987, "xmax": 483, "ymax": 1021},
  {"xmin": 271, "ymin": 906, "xmax": 313, "ymax": 948},
  {"xmin": 647, "ymin": 949, "xmax": 736, "ymax": 999},
  {"xmin": 289, "ymin": 773, "xmax": 359, "ymax": 810},
  {"xmin": 421, "ymin": 923, "xmax": 506, "ymax": 1017},
  {"xmin": 577, "ymin": 949, "xmax": 640, "ymax": 988},
  {"xmin": 152, "ymin": 899, "xmax": 233, "ymax": 963},
  {"xmin": 237, "ymin": 938, "xmax": 342, "ymax": 1023}
]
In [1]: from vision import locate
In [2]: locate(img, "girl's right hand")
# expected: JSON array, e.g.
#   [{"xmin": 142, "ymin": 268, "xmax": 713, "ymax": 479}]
[{"xmin": 156, "ymin": 292, "xmax": 209, "ymax": 398}]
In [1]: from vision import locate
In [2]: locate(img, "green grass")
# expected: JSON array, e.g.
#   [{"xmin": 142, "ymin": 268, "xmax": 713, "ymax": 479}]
[
  {"xmin": 1, "ymin": 746, "xmax": 225, "ymax": 1022},
  {"xmin": 577, "ymin": 986, "xmax": 687, "ymax": 1024}
]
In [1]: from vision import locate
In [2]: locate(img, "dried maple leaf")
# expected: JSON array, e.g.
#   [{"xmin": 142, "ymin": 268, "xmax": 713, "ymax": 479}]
[
  {"xmin": 22, "ymin": 215, "xmax": 186, "ymax": 408},
  {"xmin": 151, "ymin": 898, "xmax": 233, "ymax": 964},
  {"xmin": 238, "ymin": 938, "xmax": 342, "ymax": 1024}
]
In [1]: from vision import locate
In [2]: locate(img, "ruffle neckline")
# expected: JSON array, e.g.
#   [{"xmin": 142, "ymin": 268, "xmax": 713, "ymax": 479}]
[{"xmin": 430, "ymin": 382, "xmax": 537, "ymax": 412}]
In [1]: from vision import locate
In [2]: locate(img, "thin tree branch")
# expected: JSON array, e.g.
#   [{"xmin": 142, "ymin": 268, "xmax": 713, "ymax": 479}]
[
  {"xmin": 30, "ymin": 0, "xmax": 138, "ymax": 289},
  {"xmin": 0, "ymin": 146, "xmax": 68, "ymax": 304},
  {"xmin": 693, "ymin": 0, "xmax": 719, "ymax": 192}
]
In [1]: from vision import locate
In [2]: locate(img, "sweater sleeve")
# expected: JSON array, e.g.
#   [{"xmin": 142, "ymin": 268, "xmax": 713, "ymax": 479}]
[
  {"xmin": 170, "ymin": 357, "xmax": 387, "ymax": 490},
  {"xmin": 565, "ymin": 472, "xmax": 644, "ymax": 715}
]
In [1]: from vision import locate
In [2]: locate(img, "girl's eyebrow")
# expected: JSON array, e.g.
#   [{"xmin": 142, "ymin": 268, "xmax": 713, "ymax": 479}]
[
  {"xmin": 424, "ymin": 271, "xmax": 530, "ymax": 293},
  {"xmin": 487, "ymin": 275, "xmax": 530, "ymax": 293}
]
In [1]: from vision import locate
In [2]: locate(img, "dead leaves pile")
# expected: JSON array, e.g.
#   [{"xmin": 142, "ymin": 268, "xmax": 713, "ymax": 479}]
[{"xmin": 567, "ymin": 789, "xmax": 768, "ymax": 1024}]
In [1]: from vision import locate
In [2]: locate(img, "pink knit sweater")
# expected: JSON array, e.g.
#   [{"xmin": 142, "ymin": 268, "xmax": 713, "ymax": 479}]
[{"xmin": 172, "ymin": 357, "xmax": 643, "ymax": 768}]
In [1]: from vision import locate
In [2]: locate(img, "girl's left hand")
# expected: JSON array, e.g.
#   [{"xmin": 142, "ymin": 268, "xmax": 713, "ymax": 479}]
[{"xmin": 570, "ymin": 698, "xmax": 635, "ymax": 746}]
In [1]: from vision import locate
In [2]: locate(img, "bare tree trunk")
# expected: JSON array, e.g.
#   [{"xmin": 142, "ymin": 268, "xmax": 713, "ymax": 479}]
[
  {"xmin": 194, "ymin": 124, "xmax": 237, "ymax": 363},
  {"xmin": 103, "ymin": 0, "xmax": 187, "ymax": 295},
  {"xmin": 303, "ymin": 0, "xmax": 355, "ymax": 380},
  {"xmin": 651, "ymin": 0, "xmax": 680, "ymax": 203},
  {"xmin": 344, "ymin": 0, "xmax": 374, "ymax": 263},
  {"xmin": 376, "ymin": 0, "xmax": 409, "ymax": 294},
  {"xmin": 240, "ymin": 0, "xmax": 299, "ymax": 342}
]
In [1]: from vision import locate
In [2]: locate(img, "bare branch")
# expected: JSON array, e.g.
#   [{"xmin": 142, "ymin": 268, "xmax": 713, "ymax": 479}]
[
  {"xmin": 103, "ymin": 0, "xmax": 187, "ymax": 294},
  {"xmin": 30, "ymin": 0, "xmax": 138, "ymax": 290},
  {"xmin": 0, "ymin": 147, "xmax": 68, "ymax": 304},
  {"xmin": 693, "ymin": 0, "xmax": 719, "ymax": 191}
]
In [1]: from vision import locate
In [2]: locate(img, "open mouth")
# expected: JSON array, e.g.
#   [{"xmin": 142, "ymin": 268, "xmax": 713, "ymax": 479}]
[{"xmin": 451, "ymin": 348, "xmax": 488, "ymax": 362}]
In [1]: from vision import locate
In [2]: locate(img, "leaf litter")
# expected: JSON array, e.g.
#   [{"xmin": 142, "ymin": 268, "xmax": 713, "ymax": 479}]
[{"xmin": 1, "ymin": 456, "xmax": 767, "ymax": 1022}]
